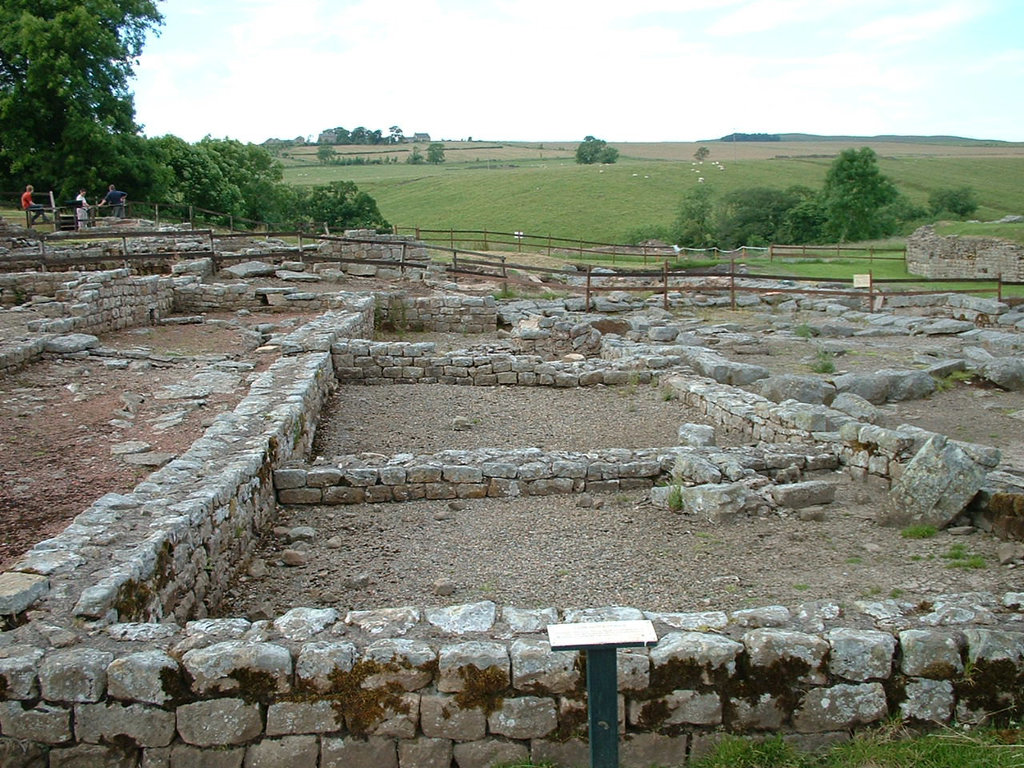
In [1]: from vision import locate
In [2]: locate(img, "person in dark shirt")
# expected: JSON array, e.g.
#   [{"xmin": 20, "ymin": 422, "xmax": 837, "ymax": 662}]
[{"xmin": 99, "ymin": 184, "xmax": 127, "ymax": 217}]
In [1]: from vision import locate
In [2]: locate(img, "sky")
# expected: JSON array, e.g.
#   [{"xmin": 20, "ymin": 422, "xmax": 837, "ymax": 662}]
[{"xmin": 131, "ymin": 0, "xmax": 1024, "ymax": 145}]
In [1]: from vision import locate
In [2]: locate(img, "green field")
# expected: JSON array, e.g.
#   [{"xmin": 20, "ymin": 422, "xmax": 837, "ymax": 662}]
[{"xmin": 278, "ymin": 138, "xmax": 1024, "ymax": 244}]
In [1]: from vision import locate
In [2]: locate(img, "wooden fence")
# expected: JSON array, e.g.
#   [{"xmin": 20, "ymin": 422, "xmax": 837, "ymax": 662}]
[{"xmin": 3, "ymin": 225, "xmax": 1021, "ymax": 307}]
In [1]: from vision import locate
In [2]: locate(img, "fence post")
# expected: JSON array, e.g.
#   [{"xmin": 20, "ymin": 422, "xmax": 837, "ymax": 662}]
[
  {"xmin": 547, "ymin": 234, "xmax": 552, "ymax": 257},
  {"xmin": 998, "ymin": 273, "xmax": 1003, "ymax": 303},
  {"xmin": 868, "ymin": 271, "xmax": 874, "ymax": 313},
  {"xmin": 586, "ymin": 265, "xmax": 592, "ymax": 310},
  {"xmin": 769, "ymin": 244, "xmax": 774, "ymax": 262},
  {"xmin": 662, "ymin": 260, "xmax": 669, "ymax": 310},
  {"xmin": 400, "ymin": 241, "xmax": 407, "ymax": 275},
  {"xmin": 483, "ymin": 230, "xmax": 489, "ymax": 250},
  {"xmin": 189, "ymin": 206, "xmax": 194, "ymax": 229},
  {"xmin": 155, "ymin": 203, "xmax": 160, "ymax": 228},
  {"xmin": 729, "ymin": 257, "xmax": 736, "ymax": 310},
  {"xmin": 450, "ymin": 228, "xmax": 454, "ymax": 249}
]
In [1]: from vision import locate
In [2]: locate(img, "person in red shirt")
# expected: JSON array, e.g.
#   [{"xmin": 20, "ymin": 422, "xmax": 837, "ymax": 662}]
[{"xmin": 20, "ymin": 184, "xmax": 50, "ymax": 223}]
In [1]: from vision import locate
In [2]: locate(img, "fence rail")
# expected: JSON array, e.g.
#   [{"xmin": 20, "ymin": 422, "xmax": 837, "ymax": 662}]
[{"xmin": 3, "ymin": 221, "xmax": 1021, "ymax": 307}]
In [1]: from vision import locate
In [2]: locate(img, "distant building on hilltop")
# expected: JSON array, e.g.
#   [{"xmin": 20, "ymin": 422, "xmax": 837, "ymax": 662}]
[{"xmin": 410, "ymin": 133, "xmax": 431, "ymax": 143}]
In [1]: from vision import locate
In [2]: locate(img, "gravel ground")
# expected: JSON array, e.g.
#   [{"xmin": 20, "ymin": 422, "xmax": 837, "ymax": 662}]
[{"xmin": 217, "ymin": 329, "xmax": 1024, "ymax": 619}]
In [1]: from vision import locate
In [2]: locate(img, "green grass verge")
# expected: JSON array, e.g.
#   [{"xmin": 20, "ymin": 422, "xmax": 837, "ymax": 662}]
[{"xmin": 495, "ymin": 726, "xmax": 1024, "ymax": 768}]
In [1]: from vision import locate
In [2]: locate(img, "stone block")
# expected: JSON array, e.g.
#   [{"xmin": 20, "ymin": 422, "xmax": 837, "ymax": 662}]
[
  {"xmin": 743, "ymin": 629, "xmax": 828, "ymax": 684},
  {"xmin": 510, "ymin": 638, "xmax": 580, "ymax": 694},
  {"xmin": 901, "ymin": 678, "xmax": 954, "ymax": 723},
  {"xmin": 271, "ymin": 469, "xmax": 306, "ymax": 490},
  {"xmin": 398, "ymin": 738, "xmax": 452, "ymax": 768},
  {"xmin": 0, "ymin": 701, "xmax": 72, "ymax": 744},
  {"xmin": 0, "ymin": 737, "xmax": 46, "ymax": 768},
  {"xmin": 75, "ymin": 701, "xmax": 176, "ymax": 747},
  {"xmin": 730, "ymin": 692, "xmax": 786, "ymax": 730},
  {"xmin": 0, "ymin": 646, "xmax": 44, "ymax": 700},
  {"xmin": 323, "ymin": 486, "xmax": 364, "ymax": 504},
  {"xmin": 49, "ymin": 744, "xmax": 136, "ymax": 768},
  {"xmin": 530, "ymin": 738, "xmax": 589, "ymax": 768},
  {"xmin": 169, "ymin": 744, "xmax": 245, "ymax": 768},
  {"xmin": 899, "ymin": 630, "xmax": 963, "ymax": 678},
  {"xmin": 363, "ymin": 639, "xmax": 436, "ymax": 691},
  {"xmin": 488, "ymin": 696, "xmax": 558, "ymax": 739},
  {"xmin": 826, "ymin": 629, "xmax": 896, "ymax": 681},
  {"xmin": 771, "ymin": 480, "xmax": 836, "ymax": 509},
  {"xmin": 620, "ymin": 732, "xmax": 689, "ymax": 768},
  {"xmin": 0, "ymin": 572, "xmax": 49, "ymax": 614},
  {"xmin": 437, "ymin": 641, "xmax": 509, "ymax": 693},
  {"xmin": 650, "ymin": 632, "xmax": 744, "ymax": 685},
  {"xmin": 266, "ymin": 700, "xmax": 343, "ymax": 735},
  {"xmin": 294, "ymin": 641, "xmax": 357, "ymax": 693},
  {"xmin": 243, "ymin": 736, "xmax": 319, "ymax": 768},
  {"xmin": 181, "ymin": 641, "xmax": 292, "ymax": 696},
  {"xmin": 793, "ymin": 682, "xmax": 888, "ymax": 732},
  {"xmin": 39, "ymin": 648, "xmax": 113, "ymax": 703},
  {"xmin": 420, "ymin": 695, "xmax": 486, "ymax": 741},
  {"xmin": 321, "ymin": 736, "xmax": 397, "ymax": 768},
  {"xmin": 277, "ymin": 487, "xmax": 321, "ymax": 504},
  {"xmin": 176, "ymin": 698, "xmax": 262, "ymax": 746},
  {"xmin": 107, "ymin": 650, "xmax": 180, "ymax": 705},
  {"xmin": 452, "ymin": 740, "xmax": 529, "ymax": 768},
  {"xmin": 632, "ymin": 689, "xmax": 721, "ymax": 727}
]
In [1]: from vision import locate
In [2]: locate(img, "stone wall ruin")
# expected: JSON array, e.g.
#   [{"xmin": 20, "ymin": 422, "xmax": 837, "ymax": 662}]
[{"xmin": 0, "ymin": 250, "xmax": 1022, "ymax": 767}]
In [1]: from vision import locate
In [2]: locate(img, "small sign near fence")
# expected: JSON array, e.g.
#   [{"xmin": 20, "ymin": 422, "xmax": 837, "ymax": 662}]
[
  {"xmin": 853, "ymin": 273, "xmax": 872, "ymax": 289},
  {"xmin": 548, "ymin": 620, "xmax": 658, "ymax": 768}
]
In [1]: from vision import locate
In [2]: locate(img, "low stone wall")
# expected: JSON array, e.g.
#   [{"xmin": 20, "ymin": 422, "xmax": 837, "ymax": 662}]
[
  {"xmin": 0, "ymin": 271, "xmax": 74, "ymax": 307},
  {"xmin": 373, "ymin": 293, "xmax": 498, "ymax": 334},
  {"xmin": 906, "ymin": 225, "xmax": 1024, "ymax": 282},
  {"xmin": 0, "ymin": 597, "xmax": 1022, "ymax": 767},
  {"xmin": 21, "ymin": 269, "xmax": 175, "ymax": 336},
  {"xmin": 332, "ymin": 339, "xmax": 663, "ymax": 387},
  {"xmin": 0, "ymin": 269, "xmax": 177, "ymax": 374},
  {"xmin": 2, "ymin": 304, "xmax": 373, "ymax": 629},
  {"xmin": 3, "ymin": 288, "xmax": 1024, "ymax": 766},
  {"xmin": 275, "ymin": 444, "xmax": 840, "ymax": 507}
]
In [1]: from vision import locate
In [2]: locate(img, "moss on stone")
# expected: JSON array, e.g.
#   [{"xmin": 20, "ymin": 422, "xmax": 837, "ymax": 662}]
[
  {"xmin": 230, "ymin": 667, "xmax": 280, "ymax": 705},
  {"xmin": 453, "ymin": 664, "xmax": 509, "ymax": 715},
  {"xmin": 954, "ymin": 659, "xmax": 1024, "ymax": 723}
]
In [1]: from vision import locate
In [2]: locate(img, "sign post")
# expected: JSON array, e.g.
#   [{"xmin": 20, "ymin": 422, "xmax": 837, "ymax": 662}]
[{"xmin": 548, "ymin": 620, "xmax": 658, "ymax": 768}]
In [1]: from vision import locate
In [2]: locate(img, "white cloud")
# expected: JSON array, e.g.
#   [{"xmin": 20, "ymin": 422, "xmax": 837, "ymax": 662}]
[
  {"xmin": 848, "ymin": 2, "xmax": 983, "ymax": 46},
  {"xmin": 130, "ymin": 0, "xmax": 1024, "ymax": 143}
]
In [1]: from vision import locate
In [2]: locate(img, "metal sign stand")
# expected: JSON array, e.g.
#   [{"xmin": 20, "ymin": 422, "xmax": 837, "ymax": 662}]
[{"xmin": 548, "ymin": 620, "xmax": 658, "ymax": 768}]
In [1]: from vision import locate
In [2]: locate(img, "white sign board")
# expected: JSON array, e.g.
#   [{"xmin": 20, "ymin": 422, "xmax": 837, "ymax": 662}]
[
  {"xmin": 547, "ymin": 620, "xmax": 657, "ymax": 650},
  {"xmin": 853, "ymin": 273, "xmax": 872, "ymax": 288}
]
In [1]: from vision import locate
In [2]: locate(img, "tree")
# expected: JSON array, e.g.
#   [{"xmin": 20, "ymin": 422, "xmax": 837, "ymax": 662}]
[
  {"xmin": 716, "ymin": 186, "xmax": 807, "ymax": 248},
  {"xmin": 406, "ymin": 146, "xmax": 424, "ymax": 164},
  {"xmin": 671, "ymin": 185, "xmax": 717, "ymax": 249},
  {"xmin": 0, "ymin": 0, "xmax": 163, "ymax": 196},
  {"xmin": 929, "ymin": 187, "xmax": 979, "ymax": 219},
  {"xmin": 287, "ymin": 181, "xmax": 391, "ymax": 232},
  {"xmin": 821, "ymin": 148, "xmax": 898, "ymax": 242},
  {"xmin": 575, "ymin": 136, "xmax": 619, "ymax": 165},
  {"xmin": 150, "ymin": 136, "xmax": 287, "ymax": 224},
  {"xmin": 427, "ymin": 143, "xmax": 446, "ymax": 164},
  {"xmin": 316, "ymin": 145, "xmax": 336, "ymax": 165},
  {"xmin": 388, "ymin": 125, "xmax": 404, "ymax": 144},
  {"xmin": 694, "ymin": 146, "xmax": 710, "ymax": 162}
]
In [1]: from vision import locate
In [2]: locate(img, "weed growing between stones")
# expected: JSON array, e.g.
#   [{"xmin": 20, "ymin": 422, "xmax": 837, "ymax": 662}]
[
  {"xmin": 809, "ymin": 349, "xmax": 836, "ymax": 374},
  {"xmin": 901, "ymin": 524, "xmax": 938, "ymax": 539},
  {"xmin": 942, "ymin": 543, "xmax": 987, "ymax": 569}
]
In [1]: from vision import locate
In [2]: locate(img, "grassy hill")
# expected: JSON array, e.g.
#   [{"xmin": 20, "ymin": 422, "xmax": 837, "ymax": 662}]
[{"xmin": 277, "ymin": 138, "xmax": 1024, "ymax": 244}]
